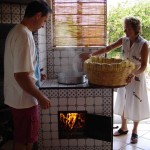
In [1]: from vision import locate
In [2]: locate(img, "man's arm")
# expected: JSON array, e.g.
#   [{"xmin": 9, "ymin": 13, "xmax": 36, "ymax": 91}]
[{"xmin": 14, "ymin": 72, "xmax": 51, "ymax": 109}]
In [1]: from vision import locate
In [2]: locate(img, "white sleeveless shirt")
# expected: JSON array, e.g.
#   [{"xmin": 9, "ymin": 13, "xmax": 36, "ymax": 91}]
[{"xmin": 114, "ymin": 36, "xmax": 150, "ymax": 121}]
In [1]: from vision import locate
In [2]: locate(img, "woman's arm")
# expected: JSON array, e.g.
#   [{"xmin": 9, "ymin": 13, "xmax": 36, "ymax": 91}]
[
  {"xmin": 127, "ymin": 42, "xmax": 149, "ymax": 83},
  {"xmin": 91, "ymin": 38, "xmax": 123, "ymax": 56},
  {"xmin": 79, "ymin": 38, "xmax": 123, "ymax": 62},
  {"xmin": 134, "ymin": 42, "xmax": 149, "ymax": 75}
]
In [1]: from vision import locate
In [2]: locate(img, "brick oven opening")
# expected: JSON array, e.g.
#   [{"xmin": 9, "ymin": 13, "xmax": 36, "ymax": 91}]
[{"xmin": 58, "ymin": 111, "xmax": 112, "ymax": 142}]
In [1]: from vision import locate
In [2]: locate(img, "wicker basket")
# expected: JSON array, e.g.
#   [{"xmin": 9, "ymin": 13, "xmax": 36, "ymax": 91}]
[{"xmin": 84, "ymin": 56, "xmax": 135, "ymax": 87}]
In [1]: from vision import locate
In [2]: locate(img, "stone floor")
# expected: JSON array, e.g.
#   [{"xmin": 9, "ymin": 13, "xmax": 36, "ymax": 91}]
[
  {"xmin": 113, "ymin": 124, "xmax": 150, "ymax": 150},
  {"xmin": 113, "ymin": 78, "xmax": 150, "ymax": 150}
]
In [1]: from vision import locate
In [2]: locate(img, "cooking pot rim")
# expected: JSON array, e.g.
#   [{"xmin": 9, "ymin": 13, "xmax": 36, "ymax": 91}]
[{"xmin": 58, "ymin": 71, "xmax": 86, "ymax": 77}]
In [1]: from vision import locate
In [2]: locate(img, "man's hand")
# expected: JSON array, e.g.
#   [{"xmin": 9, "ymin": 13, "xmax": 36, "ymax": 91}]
[
  {"xmin": 41, "ymin": 73, "xmax": 47, "ymax": 81},
  {"xmin": 40, "ymin": 68, "xmax": 47, "ymax": 81},
  {"xmin": 38, "ymin": 95, "xmax": 51, "ymax": 109}
]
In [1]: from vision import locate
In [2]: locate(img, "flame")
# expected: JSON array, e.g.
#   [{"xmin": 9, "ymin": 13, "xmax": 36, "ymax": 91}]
[{"xmin": 60, "ymin": 112, "xmax": 85, "ymax": 130}]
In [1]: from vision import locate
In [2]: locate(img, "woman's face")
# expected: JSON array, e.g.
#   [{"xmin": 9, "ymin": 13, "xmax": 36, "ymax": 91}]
[{"xmin": 124, "ymin": 22, "xmax": 136, "ymax": 38}]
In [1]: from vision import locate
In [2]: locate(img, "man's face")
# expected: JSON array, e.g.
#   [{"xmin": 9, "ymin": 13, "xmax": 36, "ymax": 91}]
[{"xmin": 33, "ymin": 12, "xmax": 49, "ymax": 31}]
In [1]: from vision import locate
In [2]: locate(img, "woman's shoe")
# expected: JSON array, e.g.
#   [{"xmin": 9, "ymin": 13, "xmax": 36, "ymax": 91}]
[
  {"xmin": 113, "ymin": 128, "xmax": 128, "ymax": 136},
  {"xmin": 131, "ymin": 133, "xmax": 138, "ymax": 144}
]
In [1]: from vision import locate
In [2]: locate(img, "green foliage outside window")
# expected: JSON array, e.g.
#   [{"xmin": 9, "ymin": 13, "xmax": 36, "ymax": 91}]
[{"xmin": 107, "ymin": 0, "xmax": 150, "ymax": 58}]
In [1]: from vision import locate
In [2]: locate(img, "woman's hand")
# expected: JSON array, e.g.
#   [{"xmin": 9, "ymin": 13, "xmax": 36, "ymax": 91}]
[
  {"xmin": 79, "ymin": 52, "xmax": 91, "ymax": 62},
  {"xmin": 126, "ymin": 73, "xmax": 135, "ymax": 83}
]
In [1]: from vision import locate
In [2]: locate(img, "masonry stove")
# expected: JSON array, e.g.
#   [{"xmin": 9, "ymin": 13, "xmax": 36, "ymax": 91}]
[{"xmin": 39, "ymin": 88, "xmax": 113, "ymax": 150}]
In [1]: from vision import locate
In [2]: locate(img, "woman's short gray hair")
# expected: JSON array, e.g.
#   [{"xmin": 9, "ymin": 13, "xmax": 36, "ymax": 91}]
[{"xmin": 124, "ymin": 16, "xmax": 142, "ymax": 35}]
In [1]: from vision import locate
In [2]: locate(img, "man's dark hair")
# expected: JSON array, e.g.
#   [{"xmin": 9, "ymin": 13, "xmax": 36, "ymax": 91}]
[{"xmin": 24, "ymin": 0, "xmax": 51, "ymax": 17}]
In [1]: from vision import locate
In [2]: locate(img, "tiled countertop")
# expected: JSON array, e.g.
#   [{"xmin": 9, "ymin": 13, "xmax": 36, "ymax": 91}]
[
  {"xmin": 39, "ymin": 79, "xmax": 114, "ymax": 89},
  {"xmin": 40, "ymin": 79, "xmax": 92, "ymax": 89}
]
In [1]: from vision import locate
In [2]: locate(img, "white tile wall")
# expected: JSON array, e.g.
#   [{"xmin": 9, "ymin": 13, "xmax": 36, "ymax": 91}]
[
  {"xmin": 47, "ymin": 47, "xmax": 105, "ymax": 79},
  {"xmin": 39, "ymin": 88, "xmax": 112, "ymax": 149},
  {"xmin": 0, "ymin": 2, "xmax": 48, "ymax": 79},
  {"xmin": 11, "ymin": 4, "xmax": 20, "ymax": 14},
  {"xmin": 2, "ymin": 3, "xmax": 11, "ymax": 13}
]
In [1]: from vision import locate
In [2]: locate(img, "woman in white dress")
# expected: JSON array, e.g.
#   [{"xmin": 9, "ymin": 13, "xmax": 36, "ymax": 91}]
[{"xmin": 81, "ymin": 16, "xmax": 150, "ymax": 144}]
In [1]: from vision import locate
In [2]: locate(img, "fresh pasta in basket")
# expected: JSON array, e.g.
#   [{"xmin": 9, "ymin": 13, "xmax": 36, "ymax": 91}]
[{"xmin": 84, "ymin": 56, "xmax": 135, "ymax": 87}]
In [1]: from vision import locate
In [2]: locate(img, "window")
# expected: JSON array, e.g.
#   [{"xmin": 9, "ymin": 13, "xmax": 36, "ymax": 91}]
[{"xmin": 52, "ymin": 0, "xmax": 107, "ymax": 47}]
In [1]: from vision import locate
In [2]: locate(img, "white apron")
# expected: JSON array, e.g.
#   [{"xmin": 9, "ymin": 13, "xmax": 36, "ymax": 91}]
[{"xmin": 114, "ymin": 36, "xmax": 150, "ymax": 121}]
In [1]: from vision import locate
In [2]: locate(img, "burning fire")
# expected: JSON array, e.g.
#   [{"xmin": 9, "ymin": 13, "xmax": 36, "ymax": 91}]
[{"xmin": 60, "ymin": 112, "xmax": 86, "ymax": 130}]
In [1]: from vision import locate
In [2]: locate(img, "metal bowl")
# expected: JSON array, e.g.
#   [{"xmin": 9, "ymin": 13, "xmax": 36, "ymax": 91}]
[{"xmin": 58, "ymin": 72, "xmax": 86, "ymax": 85}]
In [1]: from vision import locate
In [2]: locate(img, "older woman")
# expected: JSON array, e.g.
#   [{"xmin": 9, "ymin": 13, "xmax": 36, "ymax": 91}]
[{"xmin": 81, "ymin": 16, "xmax": 150, "ymax": 144}]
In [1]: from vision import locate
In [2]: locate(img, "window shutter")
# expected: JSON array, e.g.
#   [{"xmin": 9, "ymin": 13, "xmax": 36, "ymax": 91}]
[{"xmin": 52, "ymin": 0, "xmax": 107, "ymax": 47}]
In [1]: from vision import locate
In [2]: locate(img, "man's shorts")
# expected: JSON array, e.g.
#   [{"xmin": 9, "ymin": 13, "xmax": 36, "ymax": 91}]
[{"xmin": 11, "ymin": 105, "xmax": 40, "ymax": 144}]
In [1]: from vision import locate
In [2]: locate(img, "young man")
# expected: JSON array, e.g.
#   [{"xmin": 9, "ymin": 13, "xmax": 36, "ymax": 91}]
[{"xmin": 4, "ymin": 1, "xmax": 51, "ymax": 150}]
